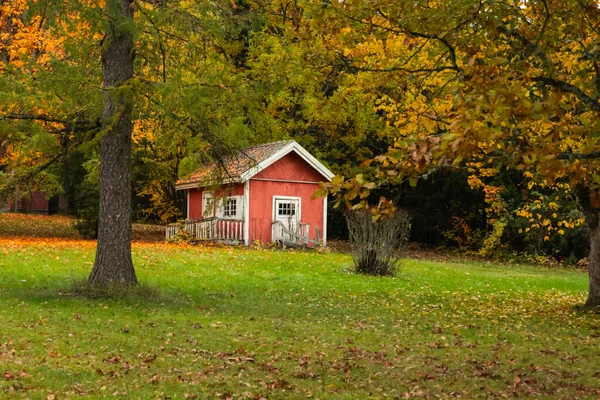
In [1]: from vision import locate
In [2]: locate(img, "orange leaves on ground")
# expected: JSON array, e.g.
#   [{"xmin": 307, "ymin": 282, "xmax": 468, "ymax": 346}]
[
  {"xmin": 0, "ymin": 237, "xmax": 95, "ymax": 251},
  {"xmin": 0, "ymin": 235, "xmax": 206, "ymax": 253},
  {"xmin": 0, "ymin": 214, "xmax": 82, "ymax": 239}
]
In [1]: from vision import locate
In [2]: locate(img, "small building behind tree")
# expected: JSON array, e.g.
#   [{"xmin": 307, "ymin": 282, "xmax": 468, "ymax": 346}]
[
  {"xmin": 2, "ymin": 190, "xmax": 52, "ymax": 214},
  {"xmin": 166, "ymin": 140, "xmax": 334, "ymax": 247}
]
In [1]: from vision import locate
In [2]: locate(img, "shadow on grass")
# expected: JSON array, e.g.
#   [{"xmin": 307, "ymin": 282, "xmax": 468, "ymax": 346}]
[
  {"xmin": 8, "ymin": 279, "xmax": 195, "ymax": 310},
  {"xmin": 573, "ymin": 303, "xmax": 600, "ymax": 314},
  {"xmin": 68, "ymin": 279, "xmax": 165, "ymax": 300}
]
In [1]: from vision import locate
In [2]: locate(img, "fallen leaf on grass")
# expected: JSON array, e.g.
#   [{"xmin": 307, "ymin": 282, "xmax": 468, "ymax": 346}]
[{"xmin": 144, "ymin": 354, "xmax": 157, "ymax": 363}]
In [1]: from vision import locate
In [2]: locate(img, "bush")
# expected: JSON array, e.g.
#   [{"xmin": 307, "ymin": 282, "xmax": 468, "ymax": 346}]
[
  {"xmin": 73, "ymin": 158, "xmax": 100, "ymax": 239},
  {"xmin": 74, "ymin": 204, "xmax": 98, "ymax": 239},
  {"xmin": 346, "ymin": 209, "xmax": 411, "ymax": 276}
]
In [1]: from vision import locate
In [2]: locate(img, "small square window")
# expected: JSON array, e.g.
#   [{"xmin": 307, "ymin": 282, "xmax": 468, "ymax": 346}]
[{"xmin": 278, "ymin": 202, "xmax": 295, "ymax": 216}]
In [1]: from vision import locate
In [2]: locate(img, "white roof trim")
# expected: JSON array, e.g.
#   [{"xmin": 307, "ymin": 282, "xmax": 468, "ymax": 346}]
[
  {"xmin": 239, "ymin": 141, "xmax": 334, "ymax": 182},
  {"xmin": 175, "ymin": 177, "xmax": 237, "ymax": 191},
  {"xmin": 176, "ymin": 183, "xmax": 199, "ymax": 190}
]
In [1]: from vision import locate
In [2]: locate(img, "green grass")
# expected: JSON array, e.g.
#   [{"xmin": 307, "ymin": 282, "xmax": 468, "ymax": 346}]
[{"xmin": 1, "ymin": 237, "xmax": 599, "ymax": 399}]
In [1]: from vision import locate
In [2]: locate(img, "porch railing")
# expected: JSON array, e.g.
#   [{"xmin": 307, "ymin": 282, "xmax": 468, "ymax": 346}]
[
  {"xmin": 166, "ymin": 218, "xmax": 244, "ymax": 242},
  {"xmin": 271, "ymin": 220, "xmax": 320, "ymax": 248}
]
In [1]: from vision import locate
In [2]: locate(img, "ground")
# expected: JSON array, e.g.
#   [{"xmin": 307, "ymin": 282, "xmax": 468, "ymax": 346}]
[{"xmin": 1, "ymin": 214, "xmax": 599, "ymax": 399}]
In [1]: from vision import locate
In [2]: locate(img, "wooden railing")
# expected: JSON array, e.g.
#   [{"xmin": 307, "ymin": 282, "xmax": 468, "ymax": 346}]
[
  {"xmin": 166, "ymin": 218, "xmax": 244, "ymax": 242},
  {"xmin": 271, "ymin": 220, "xmax": 320, "ymax": 248}
]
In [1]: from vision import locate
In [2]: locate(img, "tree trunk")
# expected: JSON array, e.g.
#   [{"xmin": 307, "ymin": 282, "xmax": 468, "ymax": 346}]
[
  {"xmin": 58, "ymin": 135, "xmax": 69, "ymax": 214},
  {"xmin": 585, "ymin": 209, "xmax": 600, "ymax": 306},
  {"xmin": 88, "ymin": 0, "xmax": 138, "ymax": 287}
]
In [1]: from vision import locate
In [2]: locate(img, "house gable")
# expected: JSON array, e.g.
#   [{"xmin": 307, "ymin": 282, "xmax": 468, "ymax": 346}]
[
  {"xmin": 240, "ymin": 141, "xmax": 334, "ymax": 182},
  {"xmin": 253, "ymin": 152, "xmax": 325, "ymax": 182}
]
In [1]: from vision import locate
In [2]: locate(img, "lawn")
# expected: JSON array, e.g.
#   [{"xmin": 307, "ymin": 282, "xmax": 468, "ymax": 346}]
[{"xmin": 1, "ymin": 231, "xmax": 599, "ymax": 398}]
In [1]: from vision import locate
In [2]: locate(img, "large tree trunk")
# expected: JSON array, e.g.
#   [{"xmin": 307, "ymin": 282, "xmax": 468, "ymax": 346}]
[
  {"xmin": 88, "ymin": 0, "xmax": 138, "ymax": 287},
  {"xmin": 585, "ymin": 209, "xmax": 600, "ymax": 306}
]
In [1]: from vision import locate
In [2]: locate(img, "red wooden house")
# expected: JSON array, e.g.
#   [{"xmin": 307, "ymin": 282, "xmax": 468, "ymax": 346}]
[{"xmin": 167, "ymin": 140, "xmax": 334, "ymax": 247}]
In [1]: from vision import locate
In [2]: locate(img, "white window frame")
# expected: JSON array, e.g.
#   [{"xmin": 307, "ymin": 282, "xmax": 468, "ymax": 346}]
[
  {"xmin": 228, "ymin": 195, "xmax": 244, "ymax": 220},
  {"xmin": 223, "ymin": 197, "xmax": 238, "ymax": 218},
  {"xmin": 272, "ymin": 196, "xmax": 302, "ymax": 223},
  {"xmin": 203, "ymin": 191, "xmax": 244, "ymax": 220}
]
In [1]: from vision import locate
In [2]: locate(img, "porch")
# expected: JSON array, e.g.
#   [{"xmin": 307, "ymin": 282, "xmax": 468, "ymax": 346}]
[
  {"xmin": 165, "ymin": 217, "xmax": 322, "ymax": 248},
  {"xmin": 166, "ymin": 218, "xmax": 245, "ymax": 244}
]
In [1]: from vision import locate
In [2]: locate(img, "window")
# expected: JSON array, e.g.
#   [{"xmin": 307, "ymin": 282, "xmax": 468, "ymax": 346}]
[
  {"xmin": 277, "ymin": 202, "xmax": 296, "ymax": 216},
  {"xmin": 202, "ymin": 192, "xmax": 243, "ymax": 220},
  {"xmin": 273, "ymin": 197, "xmax": 301, "ymax": 224},
  {"xmin": 223, "ymin": 198, "xmax": 237, "ymax": 217}
]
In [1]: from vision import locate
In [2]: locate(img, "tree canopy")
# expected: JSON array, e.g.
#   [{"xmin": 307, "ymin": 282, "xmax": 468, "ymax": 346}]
[
  {"xmin": 2, "ymin": 0, "xmax": 600, "ymax": 304},
  {"xmin": 309, "ymin": 0, "xmax": 600, "ymax": 304}
]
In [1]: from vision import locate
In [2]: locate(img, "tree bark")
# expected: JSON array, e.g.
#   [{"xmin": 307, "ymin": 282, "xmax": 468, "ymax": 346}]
[
  {"xmin": 88, "ymin": 0, "xmax": 138, "ymax": 287},
  {"xmin": 585, "ymin": 209, "xmax": 600, "ymax": 306},
  {"xmin": 58, "ymin": 135, "xmax": 69, "ymax": 214}
]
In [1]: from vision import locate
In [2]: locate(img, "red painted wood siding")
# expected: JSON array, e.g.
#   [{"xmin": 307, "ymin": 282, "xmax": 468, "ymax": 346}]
[
  {"xmin": 248, "ymin": 180, "xmax": 323, "ymax": 244},
  {"xmin": 6, "ymin": 191, "xmax": 49, "ymax": 213},
  {"xmin": 188, "ymin": 188, "xmax": 204, "ymax": 219},
  {"xmin": 254, "ymin": 152, "xmax": 325, "ymax": 182},
  {"xmin": 217, "ymin": 183, "xmax": 244, "ymax": 197},
  {"xmin": 188, "ymin": 183, "xmax": 244, "ymax": 220}
]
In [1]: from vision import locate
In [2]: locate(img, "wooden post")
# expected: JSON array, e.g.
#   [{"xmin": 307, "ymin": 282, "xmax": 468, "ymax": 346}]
[{"xmin": 315, "ymin": 226, "xmax": 320, "ymax": 248}]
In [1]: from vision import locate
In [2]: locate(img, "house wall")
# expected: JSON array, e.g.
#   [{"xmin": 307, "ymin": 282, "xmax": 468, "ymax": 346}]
[
  {"xmin": 253, "ymin": 152, "xmax": 325, "ymax": 182},
  {"xmin": 248, "ymin": 180, "xmax": 323, "ymax": 244},
  {"xmin": 5, "ymin": 191, "xmax": 49, "ymax": 214},
  {"xmin": 187, "ymin": 183, "xmax": 244, "ymax": 220}
]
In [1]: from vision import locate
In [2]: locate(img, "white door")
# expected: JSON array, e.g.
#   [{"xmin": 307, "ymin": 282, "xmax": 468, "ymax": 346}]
[{"xmin": 273, "ymin": 197, "xmax": 301, "ymax": 238}]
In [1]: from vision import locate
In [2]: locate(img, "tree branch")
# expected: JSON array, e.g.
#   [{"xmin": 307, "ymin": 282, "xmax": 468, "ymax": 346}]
[
  {"xmin": 1, "ymin": 113, "xmax": 101, "ymax": 131},
  {"xmin": 495, "ymin": 22, "xmax": 555, "ymax": 73},
  {"xmin": 375, "ymin": 8, "xmax": 461, "ymax": 73},
  {"xmin": 532, "ymin": 76, "xmax": 600, "ymax": 113},
  {"xmin": 534, "ymin": 0, "xmax": 550, "ymax": 46},
  {"xmin": 337, "ymin": 53, "xmax": 459, "ymax": 75},
  {"xmin": 557, "ymin": 151, "xmax": 600, "ymax": 160},
  {"xmin": 335, "ymin": 8, "xmax": 462, "ymax": 73}
]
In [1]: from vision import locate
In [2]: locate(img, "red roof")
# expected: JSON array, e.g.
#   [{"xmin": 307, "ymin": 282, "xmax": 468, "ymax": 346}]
[{"xmin": 177, "ymin": 140, "xmax": 295, "ymax": 186}]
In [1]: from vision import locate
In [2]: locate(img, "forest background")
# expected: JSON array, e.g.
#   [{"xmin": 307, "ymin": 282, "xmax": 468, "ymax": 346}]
[{"xmin": 1, "ymin": 0, "xmax": 598, "ymax": 268}]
